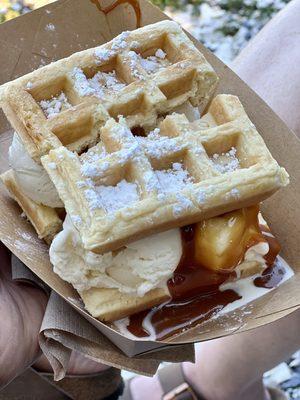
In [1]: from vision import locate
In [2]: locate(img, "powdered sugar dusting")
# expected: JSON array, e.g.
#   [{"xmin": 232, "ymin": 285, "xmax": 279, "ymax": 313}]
[
  {"xmin": 211, "ymin": 147, "xmax": 240, "ymax": 174},
  {"xmin": 39, "ymin": 92, "xmax": 71, "ymax": 118},
  {"xmin": 111, "ymin": 31, "xmax": 130, "ymax": 51},
  {"xmin": 26, "ymin": 81, "xmax": 33, "ymax": 90},
  {"xmin": 155, "ymin": 163, "xmax": 193, "ymax": 193},
  {"xmin": 155, "ymin": 49, "xmax": 166, "ymax": 59},
  {"xmin": 91, "ymin": 71, "xmax": 126, "ymax": 94},
  {"xmin": 138, "ymin": 130, "xmax": 185, "ymax": 158},
  {"xmin": 127, "ymin": 51, "xmax": 145, "ymax": 80},
  {"xmin": 226, "ymin": 188, "xmax": 240, "ymax": 200},
  {"xmin": 128, "ymin": 49, "xmax": 170, "ymax": 78},
  {"xmin": 173, "ymin": 193, "xmax": 193, "ymax": 216},
  {"xmin": 81, "ymin": 160, "xmax": 110, "ymax": 178},
  {"xmin": 72, "ymin": 67, "xmax": 126, "ymax": 98},
  {"xmin": 72, "ymin": 67, "xmax": 95, "ymax": 97},
  {"xmin": 81, "ymin": 146, "xmax": 107, "ymax": 164},
  {"xmin": 94, "ymin": 47, "xmax": 114, "ymax": 62},
  {"xmin": 84, "ymin": 180, "xmax": 139, "ymax": 213}
]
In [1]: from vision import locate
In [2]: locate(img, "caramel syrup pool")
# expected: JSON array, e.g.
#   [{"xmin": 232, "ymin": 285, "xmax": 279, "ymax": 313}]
[{"xmin": 124, "ymin": 221, "xmax": 283, "ymax": 340}]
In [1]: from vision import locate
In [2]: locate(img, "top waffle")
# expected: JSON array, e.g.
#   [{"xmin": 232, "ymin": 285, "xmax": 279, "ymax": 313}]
[
  {"xmin": 42, "ymin": 94, "xmax": 289, "ymax": 254},
  {"xmin": 0, "ymin": 20, "xmax": 218, "ymax": 163}
]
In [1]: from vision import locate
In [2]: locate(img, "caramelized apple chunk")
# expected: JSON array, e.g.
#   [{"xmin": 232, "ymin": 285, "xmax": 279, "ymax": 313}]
[{"xmin": 194, "ymin": 205, "xmax": 266, "ymax": 273}]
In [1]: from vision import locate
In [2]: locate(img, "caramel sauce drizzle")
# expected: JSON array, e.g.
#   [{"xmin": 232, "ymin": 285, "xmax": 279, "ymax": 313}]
[
  {"xmin": 90, "ymin": 0, "xmax": 141, "ymax": 27},
  {"xmin": 125, "ymin": 208, "xmax": 284, "ymax": 340}
]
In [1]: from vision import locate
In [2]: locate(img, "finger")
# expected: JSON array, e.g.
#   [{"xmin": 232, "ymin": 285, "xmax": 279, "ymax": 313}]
[{"xmin": 0, "ymin": 282, "xmax": 48, "ymax": 388}]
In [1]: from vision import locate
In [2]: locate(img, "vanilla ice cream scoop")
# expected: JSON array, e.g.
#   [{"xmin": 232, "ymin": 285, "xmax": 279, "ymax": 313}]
[
  {"xmin": 50, "ymin": 215, "xmax": 182, "ymax": 296},
  {"xmin": 9, "ymin": 133, "xmax": 63, "ymax": 208}
]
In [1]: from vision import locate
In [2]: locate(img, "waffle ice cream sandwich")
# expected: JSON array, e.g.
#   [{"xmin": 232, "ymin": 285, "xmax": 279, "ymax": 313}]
[{"xmin": 0, "ymin": 21, "xmax": 291, "ymax": 334}]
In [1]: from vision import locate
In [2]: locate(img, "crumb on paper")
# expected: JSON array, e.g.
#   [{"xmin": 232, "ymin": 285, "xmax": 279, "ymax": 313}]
[{"xmin": 45, "ymin": 23, "xmax": 55, "ymax": 31}]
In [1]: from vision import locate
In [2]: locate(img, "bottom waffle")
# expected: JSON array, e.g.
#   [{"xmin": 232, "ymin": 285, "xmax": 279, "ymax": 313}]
[
  {"xmin": 79, "ymin": 287, "xmax": 170, "ymax": 322},
  {"xmin": 0, "ymin": 169, "xmax": 62, "ymax": 244}
]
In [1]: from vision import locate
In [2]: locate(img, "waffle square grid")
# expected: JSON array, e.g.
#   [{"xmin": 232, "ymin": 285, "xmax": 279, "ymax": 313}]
[
  {"xmin": 0, "ymin": 21, "xmax": 218, "ymax": 163},
  {"xmin": 42, "ymin": 94, "xmax": 289, "ymax": 254}
]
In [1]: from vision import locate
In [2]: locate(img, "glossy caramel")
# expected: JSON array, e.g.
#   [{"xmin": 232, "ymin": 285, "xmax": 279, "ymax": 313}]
[
  {"xmin": 90, "ymin": 0, "xmax": 141, "ymax": 27},
  {"xmin": 125, "ymin": 207, "xmax": 283, "ymax": 340}
]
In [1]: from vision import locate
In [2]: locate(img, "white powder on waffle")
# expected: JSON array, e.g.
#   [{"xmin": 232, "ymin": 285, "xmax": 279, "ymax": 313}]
[
  {"xmin": 84, "ymin": 180, "xmax": 139, "ymax": 212},
  {"xmin": 173, "ymin": 193, "xmax": 193, "ymax": 216},
  {"xmin": 143, "ymin": 170, "xmax": 161, "ymax": 193},
  {"xmin": 128, "ymin": 49, "xmax": 169, "ymax": 78},
  {"xmin": 26, "ymin": 81, "xmax": 33, "ymax": 90},
  {"xmin": 81, "ymin": 161, "xmax": 110, "ymax": 178},
  {"xmin": 226, "ymin": 188, "xmax": 240, "ymax": 200},
  {"xmin": 155, "ymin": 49, "xmax": 166, "ymax": 59},
  {"xmin": 39, "ymin": 92, "xmax": 71, "ymax": 118},
  {"xmin": 80, "ymin": 149, "xmax": 108, "ymax": 177},
  {"xmin": 80, "ymin": 148, "xmax": 108, "ymax": 178},
  {"xmin": 72, "ymin": 67, "xmax": 95, "ymax": 96},
  {"xmin": 131, "ymin": 41, "xmax": 139, "ymax": 48},
  {"xmin": 138, "ymin": 129, "xmax": 185, "ymax": 158},
  {"xmin": 127, "ymin": 51, "xmax": 145, "ymax": 80},
  {"xmin": 94, "ymin": 47, "xmax": 114, "ymax": 62},
  {"xmin": 211, "ymin": 147, "xmax": 240, "ymax": 174},
  {"xmin": 72, "ymin": 67, "xmax": 125, "ymax": 98},
  {"xmin": 80, "ymin": 146, "xmax": 107, "ymax": 164},
  {"xmin": 88, "ymin": 71, "xmax": 126, "ymax": 96},
  {"xmin": 196, "ymin": 188, "xmax": 207, "ymax": 204},
  {"xmin": 96, "ymin": 180, "xmax": 139, "ymax": 213},
  {"xmin": 155, "ymin": 162, "xmax": 193, "ymax": 193},
  {"xmin": 111, "ymin": 31, "xmax": 130, "ymax": 50}
]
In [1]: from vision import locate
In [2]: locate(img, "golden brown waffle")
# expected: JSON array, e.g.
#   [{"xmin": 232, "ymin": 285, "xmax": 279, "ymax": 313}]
[
  {"xmin": 42, "ymin": 94, "xmax": 289, "ymax": 254},
  {"xmin": 0, "ymin": 170, "xmax": 62, "ymax": 243},
  {"xmin": 79, "ymin": 287, "xmax": 170, "ymax": 322},
  {"xmin": 0, "ymin": 20, "xmax": 218, "ymax": 163}
]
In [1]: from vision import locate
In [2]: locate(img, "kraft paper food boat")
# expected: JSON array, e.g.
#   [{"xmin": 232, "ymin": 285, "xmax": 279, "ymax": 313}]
[{"xmin": 0, "ymin": 0, "xmax": 299, "ymax": 359}]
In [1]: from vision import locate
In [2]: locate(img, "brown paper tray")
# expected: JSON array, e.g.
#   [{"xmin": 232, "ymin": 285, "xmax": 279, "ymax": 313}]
[{"xmin": 0, "ymin": 0, "xmax": 299, "ymax": 357}]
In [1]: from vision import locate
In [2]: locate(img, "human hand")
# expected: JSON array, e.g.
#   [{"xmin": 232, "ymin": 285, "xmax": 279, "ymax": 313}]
[
  {"xmin": 0, "ymin": 243, "xmax": 109, "ymax": 388},
  {"xmin": 0, "ymin": 243, "xmax": 48, "ymax": 388}
]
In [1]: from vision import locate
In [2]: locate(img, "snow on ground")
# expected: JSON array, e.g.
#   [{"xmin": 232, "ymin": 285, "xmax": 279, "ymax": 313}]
[{"xmin": 166, "ymin": 0, "xmax": 288, "ymax": 63}]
